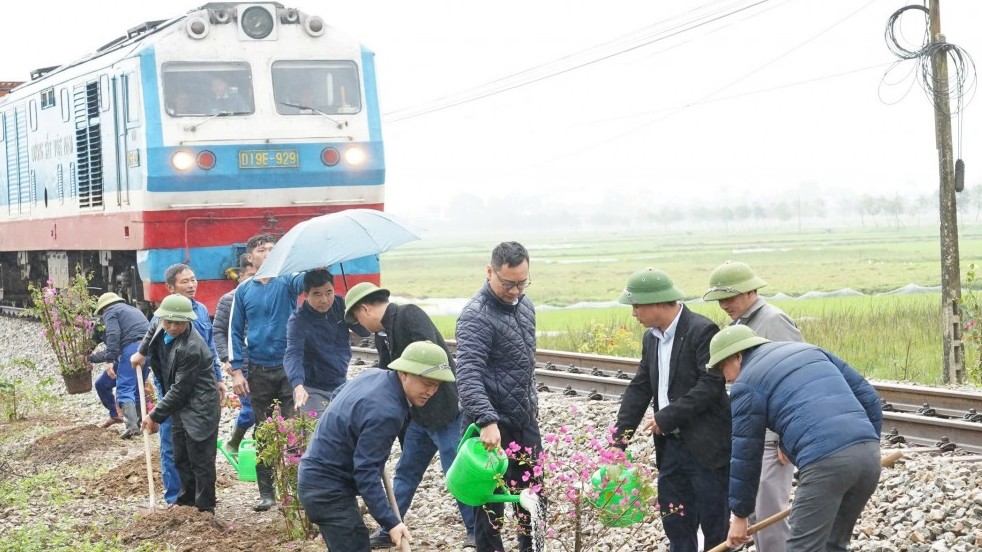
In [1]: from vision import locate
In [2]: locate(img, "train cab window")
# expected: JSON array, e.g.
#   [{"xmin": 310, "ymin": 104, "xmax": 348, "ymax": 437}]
[
  {"xmin": 161, "ymin": 61, "xmax": 254, "ymax": 117},
  {"xmin": 271, "ymin": 60, "xmax": 361, "ymax": 116}
]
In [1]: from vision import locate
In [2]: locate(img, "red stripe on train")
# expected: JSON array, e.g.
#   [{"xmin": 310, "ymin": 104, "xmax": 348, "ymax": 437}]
[{"xmin": 0, "ymin": 204, "xmax": 384, "ymax": 251}]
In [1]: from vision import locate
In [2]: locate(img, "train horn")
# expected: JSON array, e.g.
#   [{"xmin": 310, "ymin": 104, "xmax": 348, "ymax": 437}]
[
  {"xmin": 210, "ymin": 8, "xmax": 231, "ymax": 25},
  {"xmin": 302, "ymin": 15, "xmax": 325, "ymax": 37},
  {"xmin": 279, "ymin": 8, "xmax": 300, "ymax": 24},
  {"xmin": 185, "ymin": 15, "xmax": 211, "ymax": 40}
]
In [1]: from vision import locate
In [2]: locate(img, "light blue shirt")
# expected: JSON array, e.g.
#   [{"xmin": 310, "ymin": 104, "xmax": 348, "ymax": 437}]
[{"xmin": 649, "ymin": 306, "xmax": 683, "ymax": 410}]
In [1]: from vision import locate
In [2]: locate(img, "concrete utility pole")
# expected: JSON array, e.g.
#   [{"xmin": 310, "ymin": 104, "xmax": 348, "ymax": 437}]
[{"xmin": 929, "ymin": 0, "xmax": 965, "ymax": 384}]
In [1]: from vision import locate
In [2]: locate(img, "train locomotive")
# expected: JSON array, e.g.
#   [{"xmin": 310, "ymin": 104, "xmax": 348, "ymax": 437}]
[{"xmin": 0, "ymin": 2, "xmax": 385, "ymax": 312}]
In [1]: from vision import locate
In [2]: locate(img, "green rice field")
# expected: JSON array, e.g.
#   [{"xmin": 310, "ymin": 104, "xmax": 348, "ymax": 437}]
[{"xmin": 379, "ymin": 225, "xmax": 982, "ymax": 385}]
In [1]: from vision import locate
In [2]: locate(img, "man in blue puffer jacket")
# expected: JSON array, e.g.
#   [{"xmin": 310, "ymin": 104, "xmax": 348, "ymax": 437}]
[
  {"xmin": 456, "ymin": 241, "xmax": 539, "ymax": 552},
  {"xmin": 708, "ymin": 326, "xmax": 883, "ymax": 552}
]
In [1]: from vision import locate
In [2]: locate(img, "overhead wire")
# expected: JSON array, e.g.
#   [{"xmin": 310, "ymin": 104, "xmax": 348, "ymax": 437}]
[
  {"xmin": 515, "ymin": 0, "xmax": 879, "ymax": 172},
  {"xmin": 383, "ymin": 0, "xmax": 775, "ymax": 123}
]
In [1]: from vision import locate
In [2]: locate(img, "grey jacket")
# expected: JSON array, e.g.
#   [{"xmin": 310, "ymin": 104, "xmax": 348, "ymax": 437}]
[
  {"xmin": 733, "ymin": 297, "xmax": 803, "ymax": 343},
  {"xmin": 732, "ymin": 295, "xmax": 804, "ymax": 442}
]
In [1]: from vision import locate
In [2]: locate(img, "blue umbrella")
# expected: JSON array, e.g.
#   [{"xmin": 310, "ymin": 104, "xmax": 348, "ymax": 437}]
[{"xmin": 253, "ymin": 209, "xmax": 419, "ymax": 279}]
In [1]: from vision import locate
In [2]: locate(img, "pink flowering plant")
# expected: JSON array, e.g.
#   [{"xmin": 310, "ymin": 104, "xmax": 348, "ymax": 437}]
[
  {"xmin": 502, "ymin": 405, "xmax": 679, "ymax": 552},
  {"xmin": 25, "ymin": 272, "xmax": 97, "ymax": 376},
  {"xmin": 255, "ymin": 403, "xmax": 319, "ymax": 539}
]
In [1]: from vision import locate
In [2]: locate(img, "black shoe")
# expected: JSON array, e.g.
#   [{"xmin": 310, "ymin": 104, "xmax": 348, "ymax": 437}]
[
  {"xmin": 369, "ymin": 529, "xmax": 392, "ymax": 549},
  {"xmin": 463, "ymin": 533, "xmax": 476, "ymax": 549},
  {"xmin": 253, "ymin": 496, "xmax": 276, "ymax": 512}
]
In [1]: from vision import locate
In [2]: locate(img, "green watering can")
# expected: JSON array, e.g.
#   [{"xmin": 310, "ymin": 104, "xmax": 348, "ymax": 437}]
[
  {"xmin": 589, "ymin": 462, "xmax": 645, "ymax": 527},
  {"xmin": 446, "ymin": 423, "xmax": 539, "ymax": 513},
  {"xmin": 217, "ymin": 438, "xmax": 257, "ymax": 482}
]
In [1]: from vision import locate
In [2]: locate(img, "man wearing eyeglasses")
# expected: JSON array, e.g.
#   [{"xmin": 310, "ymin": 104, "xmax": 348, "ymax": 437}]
[
  {"xmin": 703, "ymin": 261, "xmax": 803, "ymax": 552},
  {"xmin": 612, "ymin": 268, "xmax": 728, "ymax": 552},
  {"xmin": 342, "ymin": 281, "xmax": 475, "ymax": 549},
  {"xmin": 456, "ymin": 241, "xmax": 540, "ymax": 552}
]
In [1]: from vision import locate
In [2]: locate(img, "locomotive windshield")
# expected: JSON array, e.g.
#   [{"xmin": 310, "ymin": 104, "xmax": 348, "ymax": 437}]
[
  {"xmin": 162, "ymin": 62, "xmax": 255, "ymax": 116},
  {"xmin": 272, "ymin": 60, "xmax": 361, "ymax": 115}
]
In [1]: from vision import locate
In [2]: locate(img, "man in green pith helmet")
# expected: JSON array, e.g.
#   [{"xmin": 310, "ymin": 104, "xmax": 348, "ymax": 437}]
[
  {"xmin": 135, "ymin": 294, "xmax": 221, "ymax": 512},
  {"xmin": 343, "ymin": 281, "xmax": 475, "ymax": 549},
  {"xmin": 611, "ymin": 268, "xmax": 729, "ymax": 552},
  {"xmin": 707, "ymin": 325, "xmax": 882, "ymax": 552},
  {"xmin": 704, "ymin": 260, "xmax": 803, "ymax": 552},
  {"xmin": 299, "ymin": 341, "xmax": 456, "ymax": 552}
]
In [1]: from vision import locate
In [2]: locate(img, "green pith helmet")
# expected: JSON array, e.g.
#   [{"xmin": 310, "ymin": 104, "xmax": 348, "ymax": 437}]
[
  {"xmin": 389, "ymin": 341, "xmax": 455, "ymax": 382},
  {"xmin": 703, "ymin": 261, "xmax": 768, "ymax": 301},
  {"xmin": 617, "ymin": 268, "xmax": 684, "ymax": 305},
  {"xmin": 707, "ymin": 325, "xmax": 770, "ymax": 369},
  {"xmin": 343, "ymin": 282, "xmax": 391, "ymax": 325},
  {"xmin": 153, "ymin": 294, "xmax": 197, "ymax": 322},
  {"xmin": 95, "ymin": 292, "xmax": 125, "ymax": 314}
]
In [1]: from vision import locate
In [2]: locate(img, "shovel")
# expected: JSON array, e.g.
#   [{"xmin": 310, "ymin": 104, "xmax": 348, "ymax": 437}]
[
  {"xmin": 382, "ymin": 469, "xmax": 412, "ymax": 552},
  {"xmin": 706, "ymin": 451, "xmax": 904, "ymax": 552},
  {"xmin": 135, "ymin": 365, "xmax": 157, "ymax": 516}
]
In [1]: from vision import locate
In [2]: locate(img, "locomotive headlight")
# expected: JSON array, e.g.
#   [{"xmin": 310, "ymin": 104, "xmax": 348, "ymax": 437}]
[
  {"xmin": 171, "ymin": 150, "xmax": 196, "ymax": 172},
  {"xmin": 343, "ymin": 146, "xmax": 367, "ymax": 167}
]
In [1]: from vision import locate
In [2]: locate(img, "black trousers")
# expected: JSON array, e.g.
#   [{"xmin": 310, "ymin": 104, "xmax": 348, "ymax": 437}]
[
  {"xmin": 172, "ymin": 421, "xmax": 219, "ymax": 512},
  {"xmin": 248, "ymin": 365, "xmax": 295, "ymax": 426}
]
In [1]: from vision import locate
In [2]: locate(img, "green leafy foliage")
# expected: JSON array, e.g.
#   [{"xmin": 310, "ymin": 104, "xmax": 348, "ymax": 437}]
[
  {"xmin": 960, "ymin": 263, "xmax": 982, "ymax": 383},
  {"xmin": 0, "ymin": 358, "xmax": 57, "ymax": 421}
]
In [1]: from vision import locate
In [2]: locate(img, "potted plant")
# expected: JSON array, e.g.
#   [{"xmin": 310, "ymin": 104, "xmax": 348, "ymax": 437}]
[{"xmin": 26, "ymin": 272, "xmax": 98, "ymax": 394}]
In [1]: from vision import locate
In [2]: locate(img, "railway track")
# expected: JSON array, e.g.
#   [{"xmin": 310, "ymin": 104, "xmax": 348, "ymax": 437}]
[{"xmin": 351, "ymin": 342, "xmax": 982, "ymax": 455}]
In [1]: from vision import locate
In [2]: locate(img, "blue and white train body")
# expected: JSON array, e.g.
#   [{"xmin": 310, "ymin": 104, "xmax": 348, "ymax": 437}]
[{"xmin": 0, "ymin": 2, "xmax": 384, "ymax": 311}]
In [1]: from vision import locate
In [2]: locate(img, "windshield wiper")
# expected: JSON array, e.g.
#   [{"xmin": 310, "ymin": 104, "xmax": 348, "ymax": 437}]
[
  {"xmin": 279, "ymin": 102, "xmax": 347, "ymax": 130},
  {"xmin": 184, "ymin": 111, "xmax": 232, "ymax": 132}
]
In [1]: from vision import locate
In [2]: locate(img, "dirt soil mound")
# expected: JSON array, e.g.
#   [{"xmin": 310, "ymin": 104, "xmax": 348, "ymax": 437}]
[
  {"xmin": 24, "ymin": 424, "xmax": 125, "ymax": 464},
  {"xmin": 89, "ymin": 450, "xmax": 238, "ymax": 499},
  {"xmin": 112, "ymin": 506, "xmax": 301, "ymax": 552}
]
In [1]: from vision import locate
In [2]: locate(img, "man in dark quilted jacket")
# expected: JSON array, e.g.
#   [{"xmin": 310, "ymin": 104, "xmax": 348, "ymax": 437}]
[{"xmin": 456, "ymin": 241, "xmax": 540, "ymax": 552}]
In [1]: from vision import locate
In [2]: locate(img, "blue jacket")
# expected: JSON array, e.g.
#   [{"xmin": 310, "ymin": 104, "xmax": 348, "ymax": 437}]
[
  {"xmin": 89, "ymin": 302, "xmax": 150, "ymax": 364},
  {"xmin": 728, "ymin": 342, "xmax": 883, "ymax": 518},
  {"xmin": 284, "ymin": 298, "xmax": 351, "ymax": 393},
  {"xmin": 298, "ymin": 369, "xmax": 408, "ymax": 531},
  {"xmin": 455, "ymin": 281, "xmax": 537, "ymax": 430},
  {"xmin": 229, "ymin": 274, "xmax": 304, "ymax": 369}
]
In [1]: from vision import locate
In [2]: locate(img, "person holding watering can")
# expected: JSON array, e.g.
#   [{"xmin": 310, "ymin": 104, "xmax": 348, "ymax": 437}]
[
  {"xmin": 455, "ymin": 241, "xmax": 541, "ymax": 552},
  {"xmin": 298, "ymin": 341, "xmax": 455, "ymax": 552}
]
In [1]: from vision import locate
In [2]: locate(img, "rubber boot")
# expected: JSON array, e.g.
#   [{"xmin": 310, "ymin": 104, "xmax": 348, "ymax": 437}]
[
  {"xmin": 254, "ymin": 464, "xmax": 276, "ymax": 511},
  {"xmin": 120, "ymin": 402, "xmax": 141, "ymax": 439},
  {"xmin": 225, "ymin": 425, "xmax": 248, "ymax": 455}
]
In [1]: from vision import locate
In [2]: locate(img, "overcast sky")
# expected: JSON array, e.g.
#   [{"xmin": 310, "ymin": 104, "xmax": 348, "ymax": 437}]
[{"xmin": 3, "ymin": 0, "xmax": 981, "ymax": 222}]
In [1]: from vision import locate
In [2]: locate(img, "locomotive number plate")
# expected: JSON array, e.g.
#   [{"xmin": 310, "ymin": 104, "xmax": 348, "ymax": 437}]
[{"xmin": 238, "ymin": 149, "xmax": 299, "ymax": 169}]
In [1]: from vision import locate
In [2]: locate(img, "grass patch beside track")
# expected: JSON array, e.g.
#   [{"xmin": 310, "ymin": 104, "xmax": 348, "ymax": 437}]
[{"xmin": 390, "ymin": 226, "xmax": 982, "ymax": 384}]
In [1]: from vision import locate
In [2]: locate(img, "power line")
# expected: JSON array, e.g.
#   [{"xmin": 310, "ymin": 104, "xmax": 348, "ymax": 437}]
[{"xmin": 383, "ymin": 0, "xmax": 775, "ymax": 123}]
